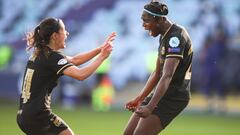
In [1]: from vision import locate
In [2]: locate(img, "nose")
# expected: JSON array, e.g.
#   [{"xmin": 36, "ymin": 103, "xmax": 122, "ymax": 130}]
[
  {"xmin": 142, "ymin": 22, "xmax": 146, "ymax": 28},
  {"xmin": 142, "ymin": 22, "xmax": 148, "ymax": 29},
  {"xmin": 66, "ymin": 31, "xmax": 69, "ymax": 36}
]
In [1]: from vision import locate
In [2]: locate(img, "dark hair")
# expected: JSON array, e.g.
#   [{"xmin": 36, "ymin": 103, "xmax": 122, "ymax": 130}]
[
  {"xmin": 26, "ymin": 17, "xmax": 61, "ymax": 56},
  {"xmin": 144, "ymin": 1, "xmax": 168, "ymax": 16}
]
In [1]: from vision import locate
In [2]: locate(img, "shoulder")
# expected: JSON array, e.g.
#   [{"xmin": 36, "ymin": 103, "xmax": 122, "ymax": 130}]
[
  {"xmin": 168, "ymin": 24, "xmax": 190, "ymax": 43},
  {"xmin": 49, "ymin": 51, "xmax": 65, "ymax": 57},
  {"xmin": 47, "ymin": 51, "xmax": 68, "ymax": 64},
  {"xmin": 46, "ymin": 51, "xmax": 67, "ymax": 62},
  {"xmin": 175, "ymin": 24, "xmax": 190, "ymax": 38},
  {"xmin": 171, "ymin": 24, "xmax": 185, "ymax": 36}
]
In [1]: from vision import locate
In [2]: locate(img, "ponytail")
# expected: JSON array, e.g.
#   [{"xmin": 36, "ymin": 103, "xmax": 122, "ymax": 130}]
[{"xmin": 25, "ymin": 18, "xmax": 61, "ymax": 57}]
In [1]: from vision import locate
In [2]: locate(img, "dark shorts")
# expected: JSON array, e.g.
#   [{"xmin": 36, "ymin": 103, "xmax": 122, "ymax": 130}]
[
  {"xmin": 141, "ymin": 93, "xmax": 189, "ymax": 129},
  {"xmin": 17, "ymin": 110, "xmax": 68, "ymax": 135}
]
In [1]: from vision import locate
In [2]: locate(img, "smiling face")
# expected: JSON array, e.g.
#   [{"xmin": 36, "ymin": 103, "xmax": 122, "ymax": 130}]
[
  {"xmin": 141, "ymin": 11, "xmax": 161, "ymax": 37},
  {"xmin": 50, "ymin": 20, "xmax": 69, "ymax": 50},
  {"xmin": 141, "ymin": 11, "xmax": 167, "ymax": 37},
  {"xmin": 55, "ymin": 20, "xmax": 69, "ymax": 49}
]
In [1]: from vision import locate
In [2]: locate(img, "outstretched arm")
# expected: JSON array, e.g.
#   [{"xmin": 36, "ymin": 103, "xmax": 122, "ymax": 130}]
[
  {"xmin": 67, "ymin": 32, "xmax": 116, "ymax": 66},
  {"xmin": 63, "ymin": 32, "xmax": 116, "ymax": 80},
  {"xmin": 66, "ymin": 48, "xmax": 101, "ymax": 66}
]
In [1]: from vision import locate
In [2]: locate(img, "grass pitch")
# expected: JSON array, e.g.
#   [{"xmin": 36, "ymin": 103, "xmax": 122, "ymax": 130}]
[{"xmin": 0, "ymin": 102, "xmax": 239, "ymax": 135}]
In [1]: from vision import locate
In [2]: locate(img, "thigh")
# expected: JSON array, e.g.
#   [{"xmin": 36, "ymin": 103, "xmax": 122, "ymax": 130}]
[
  {"xmin": 24, "ymin": 112, "xmax": 69, "ymax": 135},
  {"xmin": 18, "ymin": 111, "xmax": 69, "ymax": 135},
  {"xmin": 142, "ymin": 95, "xmax": 189, "ymax": 129},
  {"xmin": 153, "ymin": 98, "xmax": 189, "ymax": 128},
  {"xmin": 41, "ymin": 113, "xmax": 69, "ymax": 134},
  {"xmin": 123, "ymin": 113, "xmax": 140, "ymax": 135},
  {"xmin": 134, "ymin": 114, "xmax": 162, "ymax": 135}
]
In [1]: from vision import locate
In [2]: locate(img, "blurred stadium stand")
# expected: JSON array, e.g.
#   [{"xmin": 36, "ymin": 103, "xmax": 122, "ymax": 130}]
[{"xmin": 0, "ymin": 0, "xmax": 240, "ymax": 113}]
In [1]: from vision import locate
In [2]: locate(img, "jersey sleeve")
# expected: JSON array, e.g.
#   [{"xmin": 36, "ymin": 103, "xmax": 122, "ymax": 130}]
[
  {"xmin": 47, "ymin": 52, "xmax": 73, "ymax": 75},
  {"xmin": 165, "ymin": 36, "xmax": 185, "ymax": 59}
]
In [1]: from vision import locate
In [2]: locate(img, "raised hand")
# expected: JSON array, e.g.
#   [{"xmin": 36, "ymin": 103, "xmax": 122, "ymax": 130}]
[
  {"xmin": 99, "ymin": 32, "xmax": 116, "ymax": 59},
  {"xmin": 100, "ymin": 32, "xmax": 116, "ymax": 49},
  {"xmin": 99, "ymin": 43, "xmax": 113, "ymax": 59}
]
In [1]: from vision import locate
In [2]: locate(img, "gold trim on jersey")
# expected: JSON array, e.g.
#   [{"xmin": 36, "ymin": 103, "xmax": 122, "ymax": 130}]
[
  {"xmin": 161, "ymin": 24, "xmax": 173, "ymax": 40},
  {"xmin": 29, "ymin": 54, "xmax": 37, "ymax": 61},
  {"xmin": 17, "ymin": 110, "xmax": 22, "ymax": 114},
  {"xmin": 185, "ymin": 64, "xmax": 192, "ymax": 80},
  {"xmin": 22, "ymin": 68, "xmax": 34, "ymax": 104},
  {"xmin": 57, "ymin": 64, "xmax": 72, "ymax": 75},
  {"xmin": 166, "ymin": 54, "xmax": 183, "ymax": 58},
  {"xmin": 51, "ymin": 116, "xmax": 63, "ymax": 127},
  {"xmin": 188, "ymin": 46, "xmax": 193, "ymax": 55}
]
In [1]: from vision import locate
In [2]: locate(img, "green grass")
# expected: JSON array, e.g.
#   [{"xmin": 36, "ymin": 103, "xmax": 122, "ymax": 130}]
[{"xmin": 1, "ymin": 103, "xmax": 240, "ymax": 135}]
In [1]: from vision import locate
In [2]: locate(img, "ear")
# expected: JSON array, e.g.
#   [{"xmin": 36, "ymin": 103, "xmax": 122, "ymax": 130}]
[
  {"xmin": 157, "ymin": 16, "xmax": 165, "ymax": 23},
  {"xmin": 51, "ymin": 32, "xmax": 58, "ymax": 40}
]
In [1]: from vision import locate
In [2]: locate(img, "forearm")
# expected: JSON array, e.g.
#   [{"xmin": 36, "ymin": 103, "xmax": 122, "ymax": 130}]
[
  {"xmin": 147, "ymin": 74, "xmax": 172, "ymax": 110},
  {"xmin": 76, "ymin": 56, "xmax": 105, "ymax": 80},
  {"xmin": 69, "ymin": 47, "xmax": 101, "ymax": 66},
  {"xmin": 146, "ymin": 58, "xmax": 179, "ymax": 110},
  {"xmin": 137, "ymin": 71, "xmax": 160, "ymax": 101}
]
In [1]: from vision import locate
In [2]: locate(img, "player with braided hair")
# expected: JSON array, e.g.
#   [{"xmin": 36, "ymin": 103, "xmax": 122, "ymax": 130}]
[{"xmin": 123, "ymin": 1, "xmax": 193, "ymax": 135}]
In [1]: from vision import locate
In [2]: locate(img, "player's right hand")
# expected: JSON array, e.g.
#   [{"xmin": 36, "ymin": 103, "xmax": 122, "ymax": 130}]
[
  {"xmin": 100, "ymin": 43, "xmax": 113, "ymax": 59},
  {"xmin": 100, "ymin": 32, "xmax": 116, "ymax": 49},
  {"xmin": 99, "ymin": 32, "xmax": 116, "ymax": 59},
  {"xmin": 125, "ymin": 97, "xmax": 142, "ymax": 112}
]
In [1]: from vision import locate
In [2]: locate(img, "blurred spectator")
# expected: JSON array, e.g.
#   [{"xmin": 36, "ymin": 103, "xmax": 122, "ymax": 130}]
[
  {"xmin": 92, "ymin": 75, "xmax": 115, "ymax": 111},
  {"xmin": 200, "ymin": 23, "xmax": 228, "ymax": 113},
  {"xmin": 91, "ymin": 51, "xmax": 116, "ymax": 111},
  {"xmin": 0, "ymin": 44, "xmax": 13, "ymax": 70}
]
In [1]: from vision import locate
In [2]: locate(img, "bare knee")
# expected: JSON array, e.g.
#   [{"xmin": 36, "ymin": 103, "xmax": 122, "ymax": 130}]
[
  {"xmin": 58, "ymin": 128, "xmax": 74, "ymax": 135},
  {"xmin": 133, "ymin": 128, "xmax": 147, "ymax": 135},
  {"xmin": 123, "ymin": 113, "xmax": 140, "ymax": 135},
  {"xmin": 123, "ymin": 128, "xmax": 134, "ymax": 135}
]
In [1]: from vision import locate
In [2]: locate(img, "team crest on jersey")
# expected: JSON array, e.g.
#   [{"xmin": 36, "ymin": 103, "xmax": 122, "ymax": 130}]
[
  {"xmin": 169, "ymin": 37, "xmax": 180, "ymax": 47},
  {"xmin": 51, "ymin": 116, "xmax": 62, "ymax": 127},
  {"xmin": 57, "ymin": 58, "xmax": 67, "ymax": 65}
]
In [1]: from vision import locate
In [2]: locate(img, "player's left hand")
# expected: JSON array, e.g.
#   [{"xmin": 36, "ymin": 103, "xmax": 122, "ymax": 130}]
[
  {"xmin": 135, "ymin": 105, "xmax": 152, "ymax": 118},
  {"xmin": 125, "ymin": 96, "xmax": 143, "ymax": 112}
]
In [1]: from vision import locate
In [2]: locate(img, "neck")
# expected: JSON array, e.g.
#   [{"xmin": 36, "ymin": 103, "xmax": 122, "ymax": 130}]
[
  {"xmin": 48, "ymin": 43, "xmax": 58, "ymax": 51},
  {"xmin": 162, "ymin": 21, "xmax": 173, "ymax": 35},
  {"xmin": 161, "ymin": 21, "xmax": 173, "ymax": 39}
]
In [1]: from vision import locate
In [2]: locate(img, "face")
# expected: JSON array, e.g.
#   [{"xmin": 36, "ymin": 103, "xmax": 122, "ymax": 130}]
[
  {"xmin": 53, "ymin": 20, "xmax": 69, "ymax": 50},
  {"xmin": 141, "ymin": 11, "xmax": 161, "ymax": 37}
]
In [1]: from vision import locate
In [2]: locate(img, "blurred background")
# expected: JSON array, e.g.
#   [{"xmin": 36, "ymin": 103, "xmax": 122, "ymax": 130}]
[{"xmin": 0, "ymin": 0, "xmax": 240, "ymax": 134}]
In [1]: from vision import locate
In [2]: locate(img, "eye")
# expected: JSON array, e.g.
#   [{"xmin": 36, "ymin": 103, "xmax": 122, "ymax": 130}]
[{"xmin": 143, "ymin": 18, "xmax": 154, "ymax": 23}]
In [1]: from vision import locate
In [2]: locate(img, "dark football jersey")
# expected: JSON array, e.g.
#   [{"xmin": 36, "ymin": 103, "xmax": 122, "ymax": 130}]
[
  {"xmin": 158, "ymin": 24, "xmax": 193, "ymax": 99},
  {"xmin": 18, "ymin": 49, "xmax": 73, "ymax": 117}
]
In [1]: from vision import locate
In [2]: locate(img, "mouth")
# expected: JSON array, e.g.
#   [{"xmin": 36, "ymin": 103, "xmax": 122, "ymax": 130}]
[
  {"xmin": 144, "ymin": 27, "xmax": 152, "ymax": 36},
  {"xmin": 147, "ymin": 30, "xmax": 153, "ymax": 36}
]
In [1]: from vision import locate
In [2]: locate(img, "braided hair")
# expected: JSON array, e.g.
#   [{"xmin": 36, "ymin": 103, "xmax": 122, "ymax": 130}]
[
  {"xmin": 25, "ymin": 17, "xmax": 61, "ymax": 56},
  {"xmin": 144, "ymin": 1, "xmax": 168, "ymax": 17}
]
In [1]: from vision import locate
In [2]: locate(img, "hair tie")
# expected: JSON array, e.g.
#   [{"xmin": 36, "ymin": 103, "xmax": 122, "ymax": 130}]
[{"xmin": 36, "ymin": 25, "xmax": 40, "ymax": 30}]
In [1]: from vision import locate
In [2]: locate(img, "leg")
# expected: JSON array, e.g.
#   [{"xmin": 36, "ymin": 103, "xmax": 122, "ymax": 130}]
[
  {"xmin": 134, "ymin": 114, "xmax": 163, "ymax": 135},
  {"xmin": 58, "ymin": 128, "xmax": 74, "ymax": 135},
  {"xmin": 123, "ymin": 113, "xmax": 140, "ymax": 135}
]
